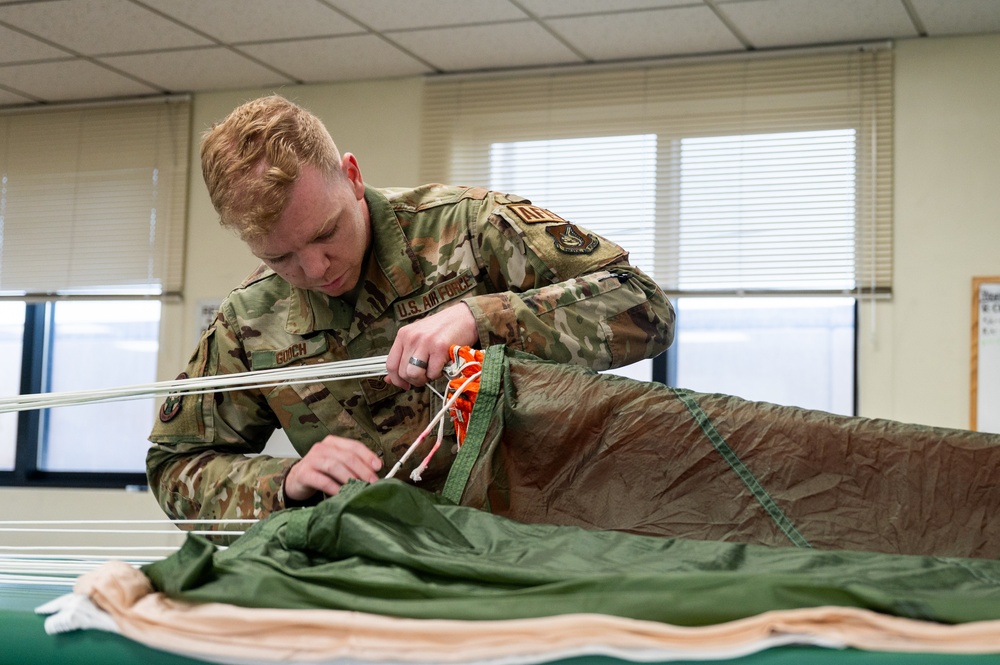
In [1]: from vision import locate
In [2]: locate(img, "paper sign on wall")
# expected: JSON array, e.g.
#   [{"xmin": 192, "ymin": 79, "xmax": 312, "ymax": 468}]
[
  {"xmin": 973, "ymin": 278, "xmax": 1000, "ymax": 434},
  {"xmin": 194, "ymin": 299, "xmax": 223, "ymax": 346}
]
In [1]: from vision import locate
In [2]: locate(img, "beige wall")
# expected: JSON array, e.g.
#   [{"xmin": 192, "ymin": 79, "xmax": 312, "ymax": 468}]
[
  {"xmin": 0, "ymin": 486, "xmax": 183, "ymax": 550},
  {"xmin": 859, "ymin": 34, "xmax": 1000, "ymax": 429},
  {"xmin": 4, "ymin": 35, "xmax": 999, "ymax": 525},
  {"xmin": 164, "ymin": 77, "xmax": 425, "ymax": 376}
]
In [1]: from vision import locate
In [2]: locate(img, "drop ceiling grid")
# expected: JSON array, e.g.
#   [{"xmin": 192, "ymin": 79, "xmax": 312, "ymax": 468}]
[{"xmin": 0, "ymin": 0, "xmax": 996, "ymax": 107}]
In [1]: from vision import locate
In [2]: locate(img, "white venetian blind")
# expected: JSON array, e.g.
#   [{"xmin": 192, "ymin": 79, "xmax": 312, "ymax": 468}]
[
  {"xmin": 421, "ymin": 48, "xmax": 892, "ymax": 298},
  {"xmin": 0, "ymin": 98, "xmax": 190, "ymax": 298}
]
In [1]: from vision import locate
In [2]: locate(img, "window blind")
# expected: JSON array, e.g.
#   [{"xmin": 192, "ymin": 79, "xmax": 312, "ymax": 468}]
[
  {"xmin": 421, "ymin": 48, "xmax": 892, "ymax": 298},
  {"xmin": 0, "ymin": 98, "xmax": 190, "ymax": 299}
]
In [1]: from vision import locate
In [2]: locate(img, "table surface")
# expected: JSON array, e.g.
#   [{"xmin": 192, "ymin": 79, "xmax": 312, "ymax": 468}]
[{"xmin": 2, "ymin": 574, "xmax": 998, "ymax": 665}]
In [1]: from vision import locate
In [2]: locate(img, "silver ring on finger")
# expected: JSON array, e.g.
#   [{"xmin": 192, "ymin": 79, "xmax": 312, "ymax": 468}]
[{"xmin": 408, "ymin": 356, "xmax": 429, "ymax": 370}]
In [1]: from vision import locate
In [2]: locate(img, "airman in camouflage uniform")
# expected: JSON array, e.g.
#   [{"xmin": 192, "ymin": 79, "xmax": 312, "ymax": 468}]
[{"xmin": 146, "ymin": 96, "xmax": 675, "ymax": 527}]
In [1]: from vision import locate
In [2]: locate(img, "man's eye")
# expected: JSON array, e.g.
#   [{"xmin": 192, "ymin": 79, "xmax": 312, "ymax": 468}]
[{"xmin": 317, "ymin": 223, "xmax": 339, "ymax": 242}]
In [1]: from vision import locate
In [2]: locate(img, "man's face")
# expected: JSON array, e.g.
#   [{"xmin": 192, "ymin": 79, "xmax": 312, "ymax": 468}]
[{"xmin": 249, "ymin": 157, "xmax": 371, "ymax": 298}]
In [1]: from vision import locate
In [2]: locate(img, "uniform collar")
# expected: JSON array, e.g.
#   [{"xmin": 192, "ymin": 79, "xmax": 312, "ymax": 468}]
[{"xmin": 284, "ymin": 186, "xmax": 424, "ymax": 336}]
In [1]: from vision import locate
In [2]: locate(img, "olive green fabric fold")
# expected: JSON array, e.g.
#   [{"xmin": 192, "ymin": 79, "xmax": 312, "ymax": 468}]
[{"xmin": 145, "ymin": 480, "xmax": 1000, "ymax": 626}]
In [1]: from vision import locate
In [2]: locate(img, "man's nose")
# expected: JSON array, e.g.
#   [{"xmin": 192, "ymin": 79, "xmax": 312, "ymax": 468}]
[{"xmin": 299, "ymin": 248, "xmax": 330, "ymax": 280}]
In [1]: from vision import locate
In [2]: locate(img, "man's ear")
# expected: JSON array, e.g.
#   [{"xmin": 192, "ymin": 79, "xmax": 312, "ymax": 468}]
[{"xmin": 341, "ymin": 153, "xmax": 365, "ymax": 199}]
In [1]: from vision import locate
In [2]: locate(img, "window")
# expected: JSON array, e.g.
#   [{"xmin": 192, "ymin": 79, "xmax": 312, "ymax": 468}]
[
  {"xmin": 669, "ymin": 130, "xmax": 859, "ymax": 413},
  {"xmin": 0, "ymin": 98, "xmax": 189, "ymax": 487},
  {"xmin": 43, "ymin": 301, "xmax": 161, "ymax": 473},
  {"xmin": 422, "ymin": 49, "xmax": 891, "ymax": 413},
  {"xmin": 0, "ymin": 301, "xmax": 24, "ymax": 471},
  {"xmin": 672, "ymin": 298, "xmax": 855, "ymax": 413},
  {"xmin": 3, "ymin": 301, "xmax": 161, "ymax": 484},
  {"xmin": 675, "ymin": 130, "xmax": 858, "ymax": 293},
  {"xmin": 483, "ymin": 132, "xmax": 858, "ymax": 413},
  {"xmin": 489, "ymin": 134, "xmax": 659, "ymax": 382}
]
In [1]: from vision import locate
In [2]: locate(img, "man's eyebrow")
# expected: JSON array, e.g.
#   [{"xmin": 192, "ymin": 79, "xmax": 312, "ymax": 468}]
[
  {"xmin": 253, "ymin": 216, "xmax": 339, "ymax": 261},
  {"xmin": 249, "ymin": 242, "xmax": 288, "ymax": 261},
  {"xmin": 313, "ymin": 218, "xmax": 338, "ymax": 239}
]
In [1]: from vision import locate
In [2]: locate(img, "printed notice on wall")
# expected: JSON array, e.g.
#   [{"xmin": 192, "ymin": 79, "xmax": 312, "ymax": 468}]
[
  {"xmin": 194, "ymin": 299, "xmax": 223, "ymax": 346},
  {"xmin": 974, "ymin": 278, "xmax": 1000, "ymax": 434}
]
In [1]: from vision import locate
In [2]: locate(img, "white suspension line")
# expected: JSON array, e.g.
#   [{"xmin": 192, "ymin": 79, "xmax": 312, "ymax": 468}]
[
  {"xmin": 0, "ymin": 547, "xmax": 166, "ymax": 564},
  {"xmin": 0, "ymin": 528, "xmax": 245, "ymax": 536},
  {"xmin": 0, "ymin": 546, "xmax": 184, "ymax": 551},
  {"xmin": 1, "ymin": 558, "xmax": 160, "ymax": 569},
  {"xmin": 1, "ymin": 559, "xmax": 158, "ymax": 572},
  {"xmin": 0, "ymin": 519, "xmax": 257, "ymax": 525},
  {"xmin": 0, "ymin": 355, "xmax": 389, "ymax": 414},
  {"xmin": 0, "ymin": 576, "xmax": 77, "ymax": 587}
]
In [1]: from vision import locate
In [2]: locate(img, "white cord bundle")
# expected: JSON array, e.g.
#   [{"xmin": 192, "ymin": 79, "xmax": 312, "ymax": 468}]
[
  {"xmin": 0, "ymin": 517, "xmax": 257, "ymax": 591},
  {"xmin": 0, "ymin": 356, "xmax": 389, "ymax": 414}
]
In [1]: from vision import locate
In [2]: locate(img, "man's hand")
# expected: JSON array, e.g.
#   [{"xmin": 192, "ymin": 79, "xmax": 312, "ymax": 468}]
[
  {"xmin": 283, "ymin": 435, "xmax": 382, "ymax": 502},
  {"xmin": 385, "ymin": 302, "xmax": 479, "ymax": 389}
]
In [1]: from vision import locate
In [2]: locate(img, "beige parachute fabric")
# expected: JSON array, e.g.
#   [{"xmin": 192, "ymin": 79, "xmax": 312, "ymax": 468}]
[{"xmin": 443, "ymin": 346, "xmax": 1000, "ymax": 559}]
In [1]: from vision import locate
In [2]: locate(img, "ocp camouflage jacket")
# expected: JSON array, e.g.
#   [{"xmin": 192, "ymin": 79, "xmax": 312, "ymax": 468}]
[{"xmin": 147, "ymin": 184, "xmax": 674, "ymax": 524}]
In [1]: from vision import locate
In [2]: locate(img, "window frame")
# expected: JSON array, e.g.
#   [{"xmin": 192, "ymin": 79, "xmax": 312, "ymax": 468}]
[
  {"xmin": 1, "ymin": 302, "xmax": 149, "ymax": 489},
  {"xmin": 0, "ymin": 97, "xmax": 189, "ymax": 489}
]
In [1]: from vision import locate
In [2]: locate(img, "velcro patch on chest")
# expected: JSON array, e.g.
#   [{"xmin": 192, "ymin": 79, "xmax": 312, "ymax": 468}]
[
  {"xmin": 394, "ymin": 270, "xmax": 478, "ymax": 321},
  {"xmin": 360, "ymin": 376, "xmax": 402, "ymax": 406}
]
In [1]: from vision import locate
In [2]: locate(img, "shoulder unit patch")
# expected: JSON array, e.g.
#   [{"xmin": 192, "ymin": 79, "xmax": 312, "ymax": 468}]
[
  {"xmin": 159, "ymin": 372, "xmax": 187, "ymax": 422},
  {"xmin": 545, "ymin": 223, "xmax": 600, "ymax": 254}
]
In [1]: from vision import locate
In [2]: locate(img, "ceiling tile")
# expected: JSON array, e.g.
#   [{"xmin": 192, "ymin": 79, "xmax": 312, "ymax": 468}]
[
  {"xmin": 909, "ymin": 0, "xmax": 1000, "ymax": 35},
  {"xmin": 242, "ymin": 34, "xmax": 432, "ymax": 83},
  {"xmin": 141, "ymin": 0, "xmax": 362, "ymax": 43},
  {"xmin": 0, "ymin": 25, "xmax": 70, "ymax": 64},
  {"xmin": 518, "ymin": 0, "xmax": 698, "ymax": 17},
  {"xmin": 0, "ymin": 59, "xmax": 159, "ymax": 102},
  {"xmin": 718, "ymin": 0, "xmax": 918, "ymax": 48},
  {"xmin": 330, "ymin": 0, "xmax": 527, "ymax": 31},
  {"xmin": 549, "ymin": 5, "xmax": 742, "ymax": 60},
  {"xmin": 99, "ymin": 48, "xmax": 294, "ymax": 93},
  {"xmin": 0, "ymin": 0, "xmax": 211, "ymax": 55},
  {"xmin": 389, "ymin": 21, "xmax": 581, "ymax": 71}
]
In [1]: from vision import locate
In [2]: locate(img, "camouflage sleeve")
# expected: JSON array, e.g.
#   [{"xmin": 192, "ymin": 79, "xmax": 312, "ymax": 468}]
[
  {"xmin": 463, "ymin": 196, "xmax": 675, "ymax": 370},
  {"xmin": 146, "ymin": 308, "xmax": 294, "ymax": 528}
]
